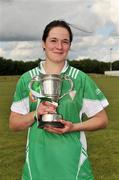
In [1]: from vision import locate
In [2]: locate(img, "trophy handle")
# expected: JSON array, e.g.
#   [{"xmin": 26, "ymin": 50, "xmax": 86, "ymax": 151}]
[
  {"xmin": 28, "ymin": 76, "xmax": 42, "ymax": 98},
  {"xmin": 59, "ymin": 75, "xmax": 73, "ymax": 100}
]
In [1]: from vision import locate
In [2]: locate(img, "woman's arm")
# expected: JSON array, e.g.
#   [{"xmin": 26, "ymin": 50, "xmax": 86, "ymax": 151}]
[
  {"xmin": 43, "ymin": 109, "xmax": 108, "ymax": 134},
  {"xmin": 72, "ymin": 109, "xmax": 108, "ymax": 131},
  {"xmin": 9, "ymin": 101, "xmax": 57, "ymax": 131},
  {"xmin": 9, "ymin": 111, "xmax": 35, "ymax": 131}
]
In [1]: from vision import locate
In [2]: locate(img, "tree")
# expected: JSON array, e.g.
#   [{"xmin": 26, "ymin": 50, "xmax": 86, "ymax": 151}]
[{"xmin": 0, "ymin": 57, "xmax": 119, "ymax": 75}]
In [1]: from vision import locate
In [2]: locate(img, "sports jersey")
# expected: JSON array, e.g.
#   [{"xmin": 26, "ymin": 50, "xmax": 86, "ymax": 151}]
[{"xmin": 11, "ymin": 61, "xmax": 109, "ymax": 180}]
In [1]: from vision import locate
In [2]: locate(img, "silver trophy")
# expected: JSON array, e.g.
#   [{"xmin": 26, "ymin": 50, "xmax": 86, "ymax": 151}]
[{"xmin": 29, "ymin": 74, "xmax": 73, "ymax": 128}]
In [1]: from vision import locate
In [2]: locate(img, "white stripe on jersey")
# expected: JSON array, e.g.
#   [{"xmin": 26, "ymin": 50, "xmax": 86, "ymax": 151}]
[
  {"xmin": 71, "ymin": 68, "xmax": 77, "ymax": 78},
  {"xmin": 29, "ymin": 70, "xmax": 33, "ymax": 78},
  {"xmin": 11, "ymin": 97, "xmax": 29, "ymax": 114},
  {"xmin": 68, "ymin": 66, "xmax": 73, "ymax": 76},
  {"xmin": 80, "ymin": 131, "xmax": 87, "ymax": 151},
  {"xmin": 68, "ymin": 67, "xmax": 80, "ymax": 79},
  {"xmin": 79, "ymin": 110, "xmax": 87, "ymax": 151},
  {"xmin": 36, "ymin": 67, "xmax": 40, "ymax": 75},
  {"xmin": 76, "ymin": 147, "xmax": 87, "ymax": 180},
  {"xmin": 74, "ymin": 69, "xmax": 79, "ymax": 79},
  {"xmin": 82, "ymin": 98, "xmax": 109, "ymax": 118},
  {"xmin": 26, "ymin": 128, "xmax": 33, "ymax": 180},
  {"xmin": 29, "ymin": 67, "xmax": 40, "ymax": 78},
  {"xmin": 32, "ymin": 69, "xmax": 36, "ymax": 76}
]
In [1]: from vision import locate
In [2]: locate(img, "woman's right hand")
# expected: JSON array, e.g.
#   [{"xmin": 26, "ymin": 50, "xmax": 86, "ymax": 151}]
[{"xmin": 37, "ymin": 101, "xmax": 57, "ymax": 118}]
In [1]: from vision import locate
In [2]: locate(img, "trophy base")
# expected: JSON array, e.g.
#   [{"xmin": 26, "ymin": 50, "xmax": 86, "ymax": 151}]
[
  {"xmin": 38, "ymin": 113, "xmax": 64, "ymax": 128},
  {"xmin": 38, "ymin": 121, "xmax": 64, "ymax": 128}
]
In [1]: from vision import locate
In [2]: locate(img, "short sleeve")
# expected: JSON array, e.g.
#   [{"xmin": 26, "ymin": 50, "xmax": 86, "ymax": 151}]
[
  {"xmin": 82, "ymin": 75, "xmax": 109, "ymax": 117},
  {"xmin": 10, "ymin": 76, "xmax": 29, "ymax": 114}
]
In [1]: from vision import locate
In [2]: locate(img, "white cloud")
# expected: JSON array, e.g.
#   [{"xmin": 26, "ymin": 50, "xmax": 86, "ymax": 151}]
[
  {"xmin": 0, "ymin": 41, "xmax": 43, "ymax": 61},
  {"xmin": 110, "ymin": 0, "xmax": 119, "ymax": 32},
  {"xmin": 9, "ymin": 42, "xmax": 42, "ymax": 61},
  {"xmin": 0, "ymin": 0, "xmax": 119, "ymax": 62},
  {"xmin": 0, "ymin": 48, "xmax": 5, "ymax": 57}
]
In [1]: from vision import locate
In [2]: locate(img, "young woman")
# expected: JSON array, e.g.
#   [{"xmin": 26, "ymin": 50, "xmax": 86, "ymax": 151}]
[{"xmin": 9, "ymin": 20, "xmax": 109, "ymax": 180}]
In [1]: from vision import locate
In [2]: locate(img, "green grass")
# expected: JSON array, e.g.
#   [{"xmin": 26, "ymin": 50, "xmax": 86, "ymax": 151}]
[
  {"xmin": 87, "ymin": 75, "xmax": 119, "ymax": 180},
  {"xmin": 0, "ymin": 76, "xmax": 27, "ymax": 180},
  {"xmin": 0, "ymin": 75, "xmax": 119, "ymax": 180}
]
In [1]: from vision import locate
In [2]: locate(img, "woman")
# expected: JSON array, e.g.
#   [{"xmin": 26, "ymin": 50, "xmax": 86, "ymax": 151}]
[{"xmin": 9, "ymin": 20, "xmax": 109, "ymax": 180}]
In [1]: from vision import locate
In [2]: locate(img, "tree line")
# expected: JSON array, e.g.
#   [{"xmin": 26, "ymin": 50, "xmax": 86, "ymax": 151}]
[{"xmin": 0, "ymin": 57, "xmax": 119, "ymax": 75}]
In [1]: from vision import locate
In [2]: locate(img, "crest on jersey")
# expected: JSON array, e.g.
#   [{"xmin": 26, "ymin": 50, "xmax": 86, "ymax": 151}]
[{"xmin": 69, "ymin": 90, "xmax": 76, "ymax": 100}]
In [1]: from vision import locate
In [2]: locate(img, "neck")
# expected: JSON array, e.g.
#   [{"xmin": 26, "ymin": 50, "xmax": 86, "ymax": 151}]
[{"xmin": 43, "ymin": 59, "xmax": 65, "ymax": 74}]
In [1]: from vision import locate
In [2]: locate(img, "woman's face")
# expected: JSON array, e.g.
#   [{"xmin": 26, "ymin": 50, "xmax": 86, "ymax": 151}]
[{"xmin": 42, "ymin": 27, "xmax": 71, "ymax": 63}]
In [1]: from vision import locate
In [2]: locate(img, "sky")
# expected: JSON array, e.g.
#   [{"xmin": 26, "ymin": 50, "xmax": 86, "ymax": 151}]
[{"xmin": 0, "ymin": 0, "xmax": 119, "ymax": 62}]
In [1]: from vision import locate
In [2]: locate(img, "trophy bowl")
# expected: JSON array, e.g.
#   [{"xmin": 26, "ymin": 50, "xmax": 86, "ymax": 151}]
[{"xmin": 29, "ymin": 74, "xmax": 73, "ymax": 128}]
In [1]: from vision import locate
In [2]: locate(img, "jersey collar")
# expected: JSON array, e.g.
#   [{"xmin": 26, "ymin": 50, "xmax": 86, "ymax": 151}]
[{"xmin": 38, "ymin": 60, "xmax": 69, "ymax": 74}]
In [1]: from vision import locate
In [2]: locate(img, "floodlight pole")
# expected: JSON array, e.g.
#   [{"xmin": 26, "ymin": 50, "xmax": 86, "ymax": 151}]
[{"xmin": 109, "ymin": 48, "xmax": 113, "ymax": 71}]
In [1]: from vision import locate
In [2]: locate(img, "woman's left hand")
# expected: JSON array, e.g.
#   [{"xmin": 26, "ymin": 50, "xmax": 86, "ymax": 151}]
[{"xmin": 44, "ymin": 119, "xmax": 74, "ymax": 134}]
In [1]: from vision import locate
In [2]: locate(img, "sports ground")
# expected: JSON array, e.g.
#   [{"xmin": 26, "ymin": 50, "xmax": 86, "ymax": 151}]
[{"xmin": 0, "ymin": 75, "xmax": 119, "ymax": 180}]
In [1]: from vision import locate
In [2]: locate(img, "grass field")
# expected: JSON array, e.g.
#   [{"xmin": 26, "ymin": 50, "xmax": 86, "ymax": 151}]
[{"xmin": 0, "ymin": 75, "xmax": 119, "ymax": 180}]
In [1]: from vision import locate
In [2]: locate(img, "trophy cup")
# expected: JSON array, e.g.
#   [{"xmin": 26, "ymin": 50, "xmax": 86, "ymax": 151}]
[{"xmin": 29, "ymin": 74, "xmax": 73, "ymax": 128}]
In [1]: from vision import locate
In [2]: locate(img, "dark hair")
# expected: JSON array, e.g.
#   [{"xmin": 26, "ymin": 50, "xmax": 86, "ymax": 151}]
[{"xmin": 42, "ymin": 20, "xmax": 73, "ymax": 43}]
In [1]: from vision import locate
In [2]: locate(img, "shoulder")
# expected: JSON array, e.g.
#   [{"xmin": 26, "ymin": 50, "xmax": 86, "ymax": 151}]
[
  {"xmin": 66, "ymin": 66, "xmax": 97, "ymax": 89},
  {"xmin": 67, "ymin": 65, "xmax": 88, "ymax": 81},
  {"xmin": 19, "ymin": 66, "xmax": 40, "ymax": 83}
]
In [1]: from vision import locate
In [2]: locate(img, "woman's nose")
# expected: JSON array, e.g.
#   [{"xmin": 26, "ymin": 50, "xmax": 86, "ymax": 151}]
[{"xmin": 56, "ymin": 41, "xmax": 63, "ymax": 49}]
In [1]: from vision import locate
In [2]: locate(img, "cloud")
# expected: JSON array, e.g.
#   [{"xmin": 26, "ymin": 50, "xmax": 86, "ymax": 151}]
[
  {"xmin": 110, "ymin": 0, "xmax": 119, "ymax": 32},
  {"xmin": 0, "ymin": 0, "xmax": 108, "ymax": 41},
  {"xmin": 0, "ymin": 0, "xmax": 87, "ymax": 41},
  {"xmin": 0, "ymin": 48, "xmax": 5, "ymax": 57},
  {"xmin": 0, "ymin": 0, "xmax": 119, "ymax": 62},
  {"xmin": 2, "ymin": 41, "xmax": 42, "ymax": 61}
]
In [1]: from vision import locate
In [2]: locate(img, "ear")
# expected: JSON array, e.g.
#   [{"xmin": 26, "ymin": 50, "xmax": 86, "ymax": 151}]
[{"xmin": 42, "ymin": 41, "xmax": 45, "ymax": 50}]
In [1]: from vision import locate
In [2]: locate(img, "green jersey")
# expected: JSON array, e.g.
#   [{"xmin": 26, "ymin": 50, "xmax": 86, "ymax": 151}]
[{"xmin": 11, "ymin": 61, "xmax": 109, "ymax": 180}]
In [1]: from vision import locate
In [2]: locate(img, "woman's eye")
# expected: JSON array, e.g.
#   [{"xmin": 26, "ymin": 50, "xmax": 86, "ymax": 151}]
[
  {"xmin": 63, "ymin": 41, "xmax": 70, "ymax": 45},
  {"xmin": 50, "ymin": 39, "xmax": 57, "ymax": 43},
  {"xmin": 64, "ymin": 41, "xmax": 69, "ymax": 44},
  {"xmin": 62, "ymin": 40, "xmax": 70, "ymax": 44}
]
